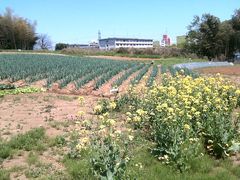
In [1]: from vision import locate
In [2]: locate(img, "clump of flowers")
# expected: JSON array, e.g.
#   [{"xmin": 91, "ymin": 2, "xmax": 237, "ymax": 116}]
[
  {"xmin": 77, "ymin": 110, "xmax": 85, "ymax": 119},
  {"xmin": 125, "ymin": 73, "xmax": 240, "ymax": 171},
  {"xmin": 90, "ymin": 112, "xmax": 133, "ymax": 179},
  {"xmin": 78, "ymin": 96, "xmax": 85, "ymax": 106},
  {"xmin": 94, "ymin": 99, "xmax": 117, "ymax": 115}
]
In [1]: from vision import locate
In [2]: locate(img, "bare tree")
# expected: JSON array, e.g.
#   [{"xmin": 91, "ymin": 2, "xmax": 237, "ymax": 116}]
[{"xmin": 36, "ymin": 34, "xmax": 52, "ymax": 50}]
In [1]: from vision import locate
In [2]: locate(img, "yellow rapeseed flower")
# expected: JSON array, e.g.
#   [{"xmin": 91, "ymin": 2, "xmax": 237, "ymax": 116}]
[{"xmin": 184, "ymin": 124, "xmax": 190, "ymax": 131}]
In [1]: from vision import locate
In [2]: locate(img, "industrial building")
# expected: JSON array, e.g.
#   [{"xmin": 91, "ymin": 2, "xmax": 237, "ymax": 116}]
[
  {"xmin": 160, "ymin": 35, "xmax": 171, "ymax": 47},
  {"xmin": 99, "ymin": 38, "xmax": 153, "ymax": 50},
  {"xmin": 67, "ymin": 41, "xmax": 99, "ymax": 49}
]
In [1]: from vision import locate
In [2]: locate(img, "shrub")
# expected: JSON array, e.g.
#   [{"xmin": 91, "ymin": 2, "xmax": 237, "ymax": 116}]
[{"xmin": 125, "ymin": 74, "xmax": 240, "ymax": 171}]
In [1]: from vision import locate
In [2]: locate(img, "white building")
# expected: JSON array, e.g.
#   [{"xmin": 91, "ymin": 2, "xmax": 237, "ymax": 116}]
[{"xmin": 99, "ymin": 38, "xmax": 153, "ymax": 50}]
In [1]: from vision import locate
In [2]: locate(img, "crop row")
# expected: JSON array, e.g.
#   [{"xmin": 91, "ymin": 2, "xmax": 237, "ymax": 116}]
[
  {"xmin": 0, "ymin": 54, "xmax": 139, "ymax": 89},
  {"xmin": 160, "ymin": 65, "xmax": 198, "ymax": 78},
  {"xmin": 131, "ymin": 64, "xmax": 151, "ymax": 85},
  {"xmin": 111, "ymin": 63, "xmax": 146, "ymax": 88},
  {"xmin": 147, "ymin": 65, "xmax": 158, "ymax": 86}
]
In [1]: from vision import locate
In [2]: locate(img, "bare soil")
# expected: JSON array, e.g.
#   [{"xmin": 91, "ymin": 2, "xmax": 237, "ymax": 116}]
[
  {"xmin": 197, "ymin": 66, "xmax": 240, "ymax": 75},
  {"xmin": 0, "ymin": 92, "xmax": 99, "ymax": 139},
  {"xmin": 118, "ymin": 69, "xmax": 141, "ymax": 94},
  {"xmin": 92, "ymin": 71, "xmax": 126, "ymax": 97},
  {"xmin": 197, "ymin": 66, "xmax": 240, "ymax": 85},
  {"xmin": 88, "ymin": 55, "xmax": 159, "ymax": 61}
]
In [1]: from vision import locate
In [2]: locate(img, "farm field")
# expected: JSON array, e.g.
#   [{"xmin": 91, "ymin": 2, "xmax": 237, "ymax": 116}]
[
  {"xmin": 1, "ymin": 53, "xmax": 240, "ymax": 179},
  {"xmin": 0, "ymin": 54, "xmax": 161, "ymax": 96}
]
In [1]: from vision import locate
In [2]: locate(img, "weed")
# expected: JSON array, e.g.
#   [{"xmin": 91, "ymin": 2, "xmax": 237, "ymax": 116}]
[
  {"xmin": 0, "ymin": 169, "xmax": 10, "ymax": 180},
  {"xmin": 27, "ymin": 152, "xmax": 39, "ymax": 165}
]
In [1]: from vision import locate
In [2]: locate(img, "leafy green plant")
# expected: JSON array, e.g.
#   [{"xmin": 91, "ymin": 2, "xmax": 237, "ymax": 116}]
[
  {"xmin": 0, "ymin": 87, "xmax": 42, "ymax": 97},
  {"xmin": 147, "ymin": 65, "xmax": 158, "ymax": 86},
  {"xmin": 112, "ymin": 63, "xmax": 145, "ymax": 88},
  {"xmin": 0, "ymin": 143, "xmax": 12, "ymax": 159},
  {"xmin": 131, "ymin": 64, "xmax": 151, "ymax": 85},
  {"xmin": 0, "ymin": 54, "xmax": 138, "ymax": 89},
  {"xmin": 89, "ymin": 115, "xmax": 131, "ymax": 180},
  {"xmin": 0, "ymin": 169, "xmax": 10, "ymax": 180},
  {"xmin": 90, "ymin": 136, "xmax": 129, "ymax": 179},
  {"xmin": 0, "ymin": 84, "xmax": 15, "ymax": 90}
]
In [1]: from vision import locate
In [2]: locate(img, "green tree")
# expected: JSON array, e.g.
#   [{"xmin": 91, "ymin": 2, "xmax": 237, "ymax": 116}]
[
  {"xmin": 230, "ymin": 9, "xmax": 240, "ymax": 55},
  {"xmin": 186, "ymin": 14, "xmax": 221, "ymax": 60},
  {"xmin": 0, "ymin": 8, "xmax": 37, "ymax": 50},
  {"xmin": 216, "ymin": 20, "xmax": 234, "ymax": 57},
  {"xmin": 55, "ymin": 43, "xmax": 68, "ymax": 50}
]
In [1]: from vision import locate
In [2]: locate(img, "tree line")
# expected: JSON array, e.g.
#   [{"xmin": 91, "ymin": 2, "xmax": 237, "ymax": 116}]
[
  {"xmin": 185, "ymin": 9, "xmax": 240, "ymax": 60},
  {"xmin": 0, "ymin": 8, "xmax": 51, "ymax": 50}
]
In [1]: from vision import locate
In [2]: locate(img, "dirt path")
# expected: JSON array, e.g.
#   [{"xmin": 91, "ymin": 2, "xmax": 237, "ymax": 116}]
[
  {"xmin": 136, "ymin": 66, "xmax": 153, "ymax": 90},
  {"xmin": 92, "ymin": 70, "xmax": 127, "ymax": 97},
  {"xmin": 155, "ymin": 65, "xmax": 162, "ymax": 84},
  {"xmin": 0, "ymin": 51, "xmax": 70, "ymax": 57},
  {"xmin": 88, "ymin": 55, "xmax": 159, "ymax": 61},
  {"xmin": 118, "ymin": 69, "xmax": 142, "ymax": 94}
]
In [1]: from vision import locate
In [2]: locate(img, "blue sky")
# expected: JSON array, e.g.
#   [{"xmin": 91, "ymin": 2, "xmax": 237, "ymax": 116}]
[{"xmin": 0, "ymin": 0, "xmax": 239, "ymax": 44}]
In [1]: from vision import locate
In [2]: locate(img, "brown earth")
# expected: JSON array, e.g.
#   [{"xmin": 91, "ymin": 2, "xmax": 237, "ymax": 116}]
[
  {"xmin": 0, "ymin": 92, "xmax": 99, "ymax": 140},
  {"xmin": 92, "ymin": 70, "xmax": 126, "ymax": 97},
  {"xmin": 0, "ymin": 92, "xmax": 102, "ymax": 178},
  {"xmin": 88, "ymin": 55, "xmax": 158, "ymax": 61},
  {"xmin": 118, "ymin": 69, "xmax": 142, "ymax": 94},
  {"xmin": 197, "ymin": 66, "xmax": 240, "ymax": 85},
  {"xmin": 0, "ymin": 91, "xmax": 127, "ymax": 178},
  {"xmin": 197, "ymin": 66, "xmax": 240, "ymax": 75}
]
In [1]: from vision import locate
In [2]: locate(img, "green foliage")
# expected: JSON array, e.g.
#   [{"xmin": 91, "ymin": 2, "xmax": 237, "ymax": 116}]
[
  {"xmin": 125, "ymin": 74, "xmax": 240, "ymax": 171},
  {"xmin": 0, "ymin": 87, "xmax": 42, "ymax": 97},
  {"xmin": 0, "ymin": 8, "xmax": 37, "ymax": 50},
  {"xmin": 0, "ymin": 142, "xmax": 13, "ymax": 159},
  {"xmin": 154, "ymin": 57, "xmax": 206, "ymax": 67},
  {"xmin": 27, "ymin": 152, "xmax": 39, "ymax": 165},
  {"xmin": 55, "ymin": 43, "xmax": 68, "ymax": 50},
  {"xmin": 53, "ymin": 135, "xmax": 67, "ymax": 147},
  {"xmin": 94, "ymin": 62, "xmax": 133, "ymax": 89},
  {"xmin": 0, "ymin": 54, "xmax": 138, "ymax": 89},
  {"xmin": 147, "ymin": 65, "xmax": 158, "ymax": 87},
  {"xmin": 0, "ymin": 128, "xmax": 47, "ymax": 160},
  {"xmin": 160, "ymin": 65, "xmax": 168, "ymax": 74},
  {"xmin": 8, "ymin": 128, "xmax": 46, "ymax": 151},
  {"xmin": 131, "ymin": 64, "xmax": 151, "ymax": 85},
  {"xmin": 186, "ymin": 14, "xmax": 221, "ymax": 59},
  {"xmin": 0, "ymin": 169, "xmax": 10, "ymax": 180},
  {"xmin": 90, "ymin": 137, "xmax": 129, "ymax": 180},
  {"xmin": 186, "ymin": 9, "xmax": 240, "ymax": 59},
  {"xmin": 0, "ymin": 84, "xmax": 15, "ymax": 90},
  {"xmin": 63, "ymin": 158, "xmax": 93, "ymax": 179},
  {"xmin": 112, "ymin": 63, "xmax": 145, "ymax": 88},
  {"xmin": 168, "ymin": 67, "xmax": 199, "ymax": 78}
]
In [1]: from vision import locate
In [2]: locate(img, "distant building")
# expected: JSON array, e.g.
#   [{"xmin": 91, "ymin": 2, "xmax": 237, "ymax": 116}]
[
  {"xmin": 99, "ymin": 38, "xmax": 153, "ymax": 50},
  {"xmin": 176, "ymin": 35, "xmax": 186, "ymax": 47},
  {"xmin": 160, "ymin": 35, "xmax": 171, "ymax": 47},
  {"xmin": 67, "ymin": 42, "xmax": 99, "ymax": 49}
]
